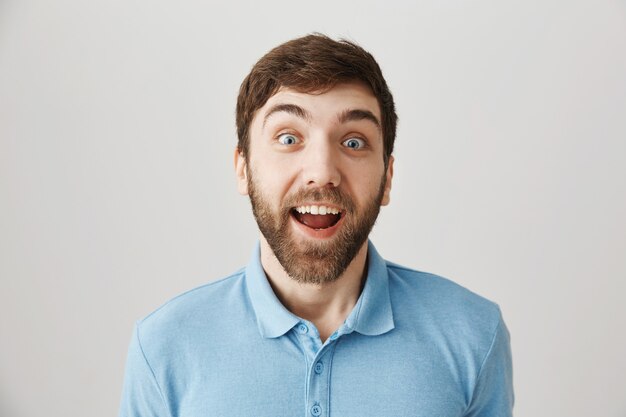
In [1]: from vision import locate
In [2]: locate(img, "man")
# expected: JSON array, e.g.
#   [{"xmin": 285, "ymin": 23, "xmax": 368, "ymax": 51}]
[{"xmin": 119, "ymin": 34, "xmax": 514, "ymax": 417}]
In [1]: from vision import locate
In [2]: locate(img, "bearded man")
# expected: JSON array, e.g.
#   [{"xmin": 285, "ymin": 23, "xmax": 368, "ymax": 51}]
[{"xmin": 119, "ymin": 34, "xmax": 514, "ymax": 417}]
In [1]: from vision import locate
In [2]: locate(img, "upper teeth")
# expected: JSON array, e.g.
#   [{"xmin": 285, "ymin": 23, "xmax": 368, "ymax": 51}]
[{"xmin": 295, "ymin": 205, "xmax": 341, "ymax": 215}]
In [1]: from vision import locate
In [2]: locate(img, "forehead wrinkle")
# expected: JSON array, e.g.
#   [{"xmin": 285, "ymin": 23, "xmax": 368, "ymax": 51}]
[
  {"xmin": 337, "ymin": 109, "xmax": 381, "ymax": 131},
  {"xmin": 262, "ymin": 103, "xmax": 312, "ymax": 129}
]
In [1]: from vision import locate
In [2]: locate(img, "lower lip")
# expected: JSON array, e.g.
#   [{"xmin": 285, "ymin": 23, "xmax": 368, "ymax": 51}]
[{"xmin": 290, "ymin": 212, "xmax": 344, "ymax": 239}]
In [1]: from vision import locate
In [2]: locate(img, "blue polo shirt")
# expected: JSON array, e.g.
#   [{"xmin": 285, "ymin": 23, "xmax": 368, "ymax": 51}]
[{"xmin": 119, "ymin": 241, "xmax": 513, "ymax": 417}]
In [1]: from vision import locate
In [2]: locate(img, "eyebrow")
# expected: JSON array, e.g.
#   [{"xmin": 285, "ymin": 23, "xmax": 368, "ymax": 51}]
[
  {"xmin": 337, "ymin": 109, "xmax": 381, "ymax": 130},
  {"xmin": 262, "ymin": 104, "xmax": 381, "ymax": 131},
  {"xmin": 263, "ymin": 104, "xmax": 312, "ymax": 128}
]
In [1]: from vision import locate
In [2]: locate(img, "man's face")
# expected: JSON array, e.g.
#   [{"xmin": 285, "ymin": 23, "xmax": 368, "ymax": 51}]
[{"xmin": 236, "ymin": 82, "xmax": 394, "ymax": 284}]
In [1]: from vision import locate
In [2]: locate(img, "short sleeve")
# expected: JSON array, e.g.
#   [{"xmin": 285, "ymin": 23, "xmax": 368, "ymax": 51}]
[
  {"xmin": 464, "ymin": 313, "xmax": 514, "ymax": 417},
  {"xmin": 118, "ymin": 324, "xmax": 172, "ymax": 417}
]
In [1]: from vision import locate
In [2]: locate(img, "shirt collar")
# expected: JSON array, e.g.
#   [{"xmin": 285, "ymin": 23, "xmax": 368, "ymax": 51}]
[
  {"xmin": 245, "ymin": 240, "xmax": 395, "ymax": 339},
  {"xmin": 343, "ymin": 241, "xmax": 395, "ymax": 336},
  {"xmin": 244, "ymin": 242, "xmax": 300, "ymax": 338}
]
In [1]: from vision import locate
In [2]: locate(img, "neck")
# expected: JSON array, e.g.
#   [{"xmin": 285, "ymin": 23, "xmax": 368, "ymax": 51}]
[{"xmin": 259, "ymin": 237, "xmax": 368, "ymax": 342}]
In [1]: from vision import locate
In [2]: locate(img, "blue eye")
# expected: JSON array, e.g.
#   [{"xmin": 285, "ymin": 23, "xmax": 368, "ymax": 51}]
[
  {"xmin": 343, "ymin": 137, "xmax": 365, "ymax": 149},
  {"xmin": 277, "ymin": 133, "xmax": 299, "ymax": 145}
]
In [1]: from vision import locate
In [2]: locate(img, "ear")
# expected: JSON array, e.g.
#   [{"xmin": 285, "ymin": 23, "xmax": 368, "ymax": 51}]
[
  {"xmin": 380, "ymin": 155, "xmax": 394, "ymax": 206},
  {"xmin": 234, "ymin": 147, "xmax": 249, "ymax": 195}
]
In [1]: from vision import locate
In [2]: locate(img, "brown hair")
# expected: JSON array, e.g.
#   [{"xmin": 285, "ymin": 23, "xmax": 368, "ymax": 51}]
[{"xmin": 236, "ymin": 33, "xmax": 397, "ymax": 166}]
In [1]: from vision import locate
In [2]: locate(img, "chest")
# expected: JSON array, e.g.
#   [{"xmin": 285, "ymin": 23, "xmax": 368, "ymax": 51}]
[{"xmin": 168, "ymin": 333, "xmax": 470, "ymax": 417}]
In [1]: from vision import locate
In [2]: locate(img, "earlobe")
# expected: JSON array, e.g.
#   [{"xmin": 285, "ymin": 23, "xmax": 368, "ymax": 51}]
[
  {"xmin": 234, "ymin": 148, "xmax": 249, "ymax": 195},
  {"xmin": 381, "ymin": 155, "xmax": 394, "ymax": 206}
]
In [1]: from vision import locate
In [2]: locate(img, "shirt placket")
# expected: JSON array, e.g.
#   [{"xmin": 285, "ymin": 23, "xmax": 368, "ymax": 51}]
[{"xmin": 294, "ymin": 321, "xmax": 348, "ymax": 417}]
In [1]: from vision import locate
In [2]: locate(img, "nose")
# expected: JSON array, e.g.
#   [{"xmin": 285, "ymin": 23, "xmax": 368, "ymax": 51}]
[{"xmin": 301, "ymin": 138, "xmax": 341, "ymax": 188}]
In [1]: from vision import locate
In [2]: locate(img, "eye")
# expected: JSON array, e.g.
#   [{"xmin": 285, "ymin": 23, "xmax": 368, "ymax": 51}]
[
  {"xmin": 277, "ymin": 133, "xmax": 299, "ymax": 145},
  {"xmin": 342, "ymin": 137, "xmax": 366, "ymax": 150}
]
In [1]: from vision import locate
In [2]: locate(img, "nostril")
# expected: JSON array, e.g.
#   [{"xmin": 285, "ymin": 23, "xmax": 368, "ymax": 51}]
[
  {"xmin": 307, "ymin": 180, "xmax": 340, "ymax": 188},
  {"xmin": 305, "ymin": 172, "xmax": 341, "ymax": 188}
]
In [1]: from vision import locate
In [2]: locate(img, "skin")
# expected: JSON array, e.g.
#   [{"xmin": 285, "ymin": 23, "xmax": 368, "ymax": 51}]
[{"xmin": 235, "ymin": 82, "xmax": 394, "ymax": 341}]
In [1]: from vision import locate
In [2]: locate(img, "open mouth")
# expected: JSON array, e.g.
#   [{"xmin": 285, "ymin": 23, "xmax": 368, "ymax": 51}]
[{"xmin": 291, "ymin": 205, "xmax": 343, "ymax": 230}]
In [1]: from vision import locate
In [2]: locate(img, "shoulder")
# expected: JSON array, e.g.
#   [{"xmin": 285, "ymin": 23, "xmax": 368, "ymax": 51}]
[
  {"xmin": 387, "ymin": 260, "xmax": 500, "ymax": 314},
  {"xmin": 385, "ymin": 260, "xmax": 503, "ymax": 346},
  {"xmin": 385, "ymin": 261, "xmax": 497, "ymax": 309},
  {"xmin": 135, "ymin": 268, "xmax": 249, "ymax": 348},
  {"xmin": 380, "ymin": 259, "xmax": 512, "ymax": 410}
]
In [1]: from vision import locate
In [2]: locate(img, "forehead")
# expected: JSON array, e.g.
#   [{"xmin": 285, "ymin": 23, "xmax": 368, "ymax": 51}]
[{"xmin": 253, "ymin": 82, "xmax": 381, "ymax": 126}]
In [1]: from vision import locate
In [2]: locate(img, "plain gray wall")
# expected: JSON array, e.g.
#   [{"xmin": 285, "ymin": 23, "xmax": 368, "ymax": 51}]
[{"xmin": 1, "ymin": 0, "xmax": 625, "ymax": 416}]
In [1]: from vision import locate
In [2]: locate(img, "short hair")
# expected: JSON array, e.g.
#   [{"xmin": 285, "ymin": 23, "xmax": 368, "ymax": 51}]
[{"xmin": 236, "ymin": 33, "xmax": 397, "ymax": 166}]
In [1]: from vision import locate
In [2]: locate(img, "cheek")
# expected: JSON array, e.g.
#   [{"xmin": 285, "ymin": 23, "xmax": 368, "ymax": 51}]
[
  {"xmin": 350, "ymin": 163, "xmax": 385, "ymax": 191},
  {"xmin": 347, "ymin": 171, "xmax": 387, "ymax": 208},
  {"xmin": 249, "ymin": 164, "xmax": 293, "ymax": 205}
]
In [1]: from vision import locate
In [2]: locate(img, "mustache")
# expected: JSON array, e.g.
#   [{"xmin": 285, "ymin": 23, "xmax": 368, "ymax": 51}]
[{"xmin": 282, "ymin": 187, "xmax": 355, "ymax": 212}]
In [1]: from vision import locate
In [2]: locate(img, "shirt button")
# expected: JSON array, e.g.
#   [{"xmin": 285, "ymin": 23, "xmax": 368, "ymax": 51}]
[
  {"xmin": 297, "ymin": 323, "xmax": 309, "ymax": 334},
  {"xmin": 314, "ymin": 362, "xmax": 324, "ymax": 374},
  {"xmin": 310, "ymin": 404, "xmax": 322, "ymax": 416},
  {"xmin": 329, "ymin": 332, "xmax": 338, "ymax": 340}
]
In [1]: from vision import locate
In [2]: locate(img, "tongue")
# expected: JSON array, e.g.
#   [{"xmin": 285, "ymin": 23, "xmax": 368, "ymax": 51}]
[{"xmin": 296, "ymin": 213, "xmax": 340, "ymax": 229}]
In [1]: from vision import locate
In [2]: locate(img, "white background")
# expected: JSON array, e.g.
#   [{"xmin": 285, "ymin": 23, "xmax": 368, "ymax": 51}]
[{"xmin": 1, "ymin": 1, "xmax": 625, "ymax": 416}]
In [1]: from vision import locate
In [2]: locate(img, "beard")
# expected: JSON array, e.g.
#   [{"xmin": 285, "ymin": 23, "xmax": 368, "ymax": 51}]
[{"xmin": 247, "ymin": 170, "xmax": 386, "ymax": 285}]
